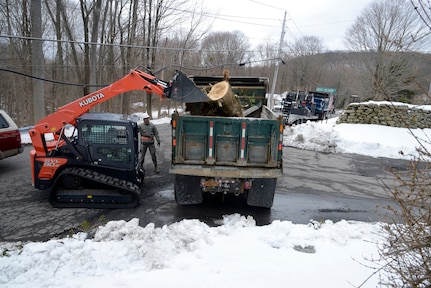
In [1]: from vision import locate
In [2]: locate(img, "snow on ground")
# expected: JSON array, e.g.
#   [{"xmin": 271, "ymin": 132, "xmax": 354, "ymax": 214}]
[
  {"xmin": 4, "ymin": 107, "xmax": 431, "ymax": 288},
  {"xmin": 283, "ymin": 116, "xmax": 431, "ymax": 159},
  {"xmin": 1, "ymin": 216, "xmax": 386, "ymax": 288}
]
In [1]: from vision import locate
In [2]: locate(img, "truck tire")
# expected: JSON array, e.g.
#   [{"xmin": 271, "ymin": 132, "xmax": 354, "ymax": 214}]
[
  {"xmin": 174, "ymin": 175, "xmax": 203, "ymax": 205},
  {"xmin": 246, "ymin": 178, "xmax": 277, "ymax": 208}
]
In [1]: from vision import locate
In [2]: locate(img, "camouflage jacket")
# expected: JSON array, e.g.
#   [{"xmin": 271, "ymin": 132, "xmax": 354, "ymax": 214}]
[{"xmin": 138, "ymin": 122, "xmax": 160, "ymax": 144}]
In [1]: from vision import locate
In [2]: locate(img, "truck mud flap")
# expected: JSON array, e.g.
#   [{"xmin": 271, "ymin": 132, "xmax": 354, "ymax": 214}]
[
  {"xmin": 247, "ymin": 178, "xmax": 277, "ymax": 208},
  {"xmin": 174, "ymin": 175, "xmax": 203, "ymax": 205}
]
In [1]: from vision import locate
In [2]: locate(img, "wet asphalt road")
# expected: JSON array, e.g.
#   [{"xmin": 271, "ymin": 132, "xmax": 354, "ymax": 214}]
[{"xmin": 0, "ymin": 123, "xmax": 406, "ymax": 242}]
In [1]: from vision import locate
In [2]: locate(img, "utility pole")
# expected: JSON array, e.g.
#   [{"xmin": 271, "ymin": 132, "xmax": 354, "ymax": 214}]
[
  {"xmin": 31, "ymin": 0, "xmax": 45, "ymax": 122},
  {"xmin": 269, "ymin": 11, "xmax": 286, "ymax": 110}
]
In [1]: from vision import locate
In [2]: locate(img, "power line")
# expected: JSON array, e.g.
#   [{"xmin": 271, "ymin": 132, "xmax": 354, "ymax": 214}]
[
  {"xmin": 168, "ymin": 6, "xmax": 282, "ymax": 28},
  {"xmin": 0, "ymin": 68, "xmax": 106, "ymax": 87},
  {"xmin": 0, "ymin": 57, "xmax": 281, "ymax": 87},
  {"xmin": 285, "ymin": 10, "xmax": 303, "ymax": 39},
  {"xmin": 249, "ymin": 0, "xmax": 284, "ymax": 11},
  {"xmin": 205, "ymin": 15, "xmax": 281, "ymax": 28},
  {"xmin": 0, "ymin": 34, "xmax": 260, "ymax": 54},
  {"xmin": 169, "ymin": 7, "xmax": 278, "ymax": 23}
]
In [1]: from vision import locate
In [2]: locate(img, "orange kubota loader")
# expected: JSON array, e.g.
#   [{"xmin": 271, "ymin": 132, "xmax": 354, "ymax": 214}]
[{"xmin": 29, "ymin": 69, "xmax": 208, "ymax": 208}]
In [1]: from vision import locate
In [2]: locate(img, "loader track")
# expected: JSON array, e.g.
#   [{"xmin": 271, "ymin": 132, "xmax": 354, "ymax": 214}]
[{"xmin": 50, "ymin": 167, "xmax": 141, "ymax": 209}]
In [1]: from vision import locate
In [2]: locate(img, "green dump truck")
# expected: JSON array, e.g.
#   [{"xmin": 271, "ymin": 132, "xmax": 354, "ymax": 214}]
[{"xmin": 170, "ymin": 75, "xmax": 284, "ymax": 208}]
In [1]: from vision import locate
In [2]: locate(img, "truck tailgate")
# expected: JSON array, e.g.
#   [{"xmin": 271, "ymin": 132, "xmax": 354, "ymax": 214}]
[{"xmin": 171, "ymin": 114, "xmax": 283, "ymax": 178}]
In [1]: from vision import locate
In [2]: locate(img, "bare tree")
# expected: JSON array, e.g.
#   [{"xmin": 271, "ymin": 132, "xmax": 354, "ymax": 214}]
[
  {"xmin": 381, "ymin": 148, "xmax": 431, "ymax": 287},
  {"xmin": 118, "ymin": 0, "xmax": 139, "ymax": 115},
  {"xmin": 166, "ymin": 1, "xmax": 212, "ymax": 74},
  {"xmin": 410, "ymin": 0, "xmax": 431, "ymax": 31},
  {"xmin": 139, "ymin": 0, "xmax": 189, "ymax": 117},
  {"xmin": 409, "ymin": 0, "xmax": 431, "ymax": 103},
  {"xmin": 0, "ymin": 0, "xmax": 34, "ymax": 125},
  {"xmin": 345, "ymin": 0, "xmax": 429, "ymax": 100},
  {"xmin": 58, "ymin": 1, "xmax": 83, "ymax": 95},
  {"xmin": 152, "ymin": 1, "xmax": 212, "ymax": 116},
  {"xmin": 201, "ymin": 31, "xmax": 252, "ymax": 76},
  {"xmin": 42, "ymin": 0, "xmax": 90, "ymax": 113},
  {"xmin": 44, "ymin": 0, "xmax": 65, "ymax": 113},
  {"xmin": 284, "ymin": 35, "xmax": 325, "ymax": 91},
  {"xmin": 254, "ymin": 37, "xmax": 279, "ymax": 77},
  {"xmin": 89, "ymin": 0, "xmax": 102, "ymax": 113},
  {"xmin": 79, "ymin": 0, "xmax": 101, "ymax": 96},
  {"xmin": 98, "ymin": 0, "xmax": 123, "ymax": 113},
  {"xmin": 374, "ymin": 1, "xmax": 431, "ymax": 286}
]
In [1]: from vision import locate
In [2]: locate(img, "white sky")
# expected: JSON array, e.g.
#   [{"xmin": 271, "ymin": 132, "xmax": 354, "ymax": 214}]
[
  {"xmin": 4, "ymin": 102, "xmax": 431, "ymax": 287},
  {"xmin": 201, "ymin": 0, "xmax": 376, "ymax": 51}
]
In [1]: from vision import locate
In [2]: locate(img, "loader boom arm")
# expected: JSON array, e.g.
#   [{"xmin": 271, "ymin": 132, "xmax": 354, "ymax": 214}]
[{"xmin": 29, "ymin": 69, "xmax": 169, "ymax": 156}]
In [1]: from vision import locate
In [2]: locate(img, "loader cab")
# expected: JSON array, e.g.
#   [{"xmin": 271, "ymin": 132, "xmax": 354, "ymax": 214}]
[{"xmin": 75, "ymin": 113, "xmax": 139, "ymax": 169}]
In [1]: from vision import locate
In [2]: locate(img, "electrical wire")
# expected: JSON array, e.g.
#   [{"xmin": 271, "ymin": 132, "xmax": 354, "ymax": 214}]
[
  {"xmin": 0, "ymin": 34, "xmax": 258, "ymax": 54},
  {"xmin": 0, "ymin": 67, "xmax": 106, "ymax": 87},
  {"xmin": 0, "ymin": 57, "xmax": 283, "ymax": 87}
]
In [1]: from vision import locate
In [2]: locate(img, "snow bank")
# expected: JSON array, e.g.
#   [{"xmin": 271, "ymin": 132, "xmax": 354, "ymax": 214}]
[{"xmin": 0, "ymin": 215, "xmax": 387, "ymax": 288}]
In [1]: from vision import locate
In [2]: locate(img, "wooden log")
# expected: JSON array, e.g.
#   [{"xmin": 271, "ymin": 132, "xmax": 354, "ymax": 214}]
[
  {"xmin": 186, "ymin": 70, "xmax": 243, "ymax": 117},
  {"xmin": 207, "ymin": 81, "xmax": 243, "ymax": 117},
  {"xmin": 207, "ymin": 81, "xmax": 229, "ymax": 101}
]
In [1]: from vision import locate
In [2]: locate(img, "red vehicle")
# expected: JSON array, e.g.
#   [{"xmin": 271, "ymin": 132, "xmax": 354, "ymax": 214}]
[
  {"xmin": 0, "ymin": 109, "xmax": 23, "ymax": 160},
  {"xmin": 29, "ymin": 69, "xmax": 207, "ymax": 208}
]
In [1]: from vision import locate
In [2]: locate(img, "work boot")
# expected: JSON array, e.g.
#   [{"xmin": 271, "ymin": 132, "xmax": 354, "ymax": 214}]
[{"xmin": 154, "ymin": 164, "xmax": 159, "ymax": 173}]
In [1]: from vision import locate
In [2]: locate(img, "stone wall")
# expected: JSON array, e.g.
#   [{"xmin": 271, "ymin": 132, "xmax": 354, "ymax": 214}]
[{"xmin": 336, "ymin": 101, "xmax": 431, "ymax": 129}]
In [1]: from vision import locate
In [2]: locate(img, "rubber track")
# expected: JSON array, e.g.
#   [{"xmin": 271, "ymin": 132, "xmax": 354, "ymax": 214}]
[{"xmin": 50, "ymin": 167, "xmax": 141, "ymax": 209}]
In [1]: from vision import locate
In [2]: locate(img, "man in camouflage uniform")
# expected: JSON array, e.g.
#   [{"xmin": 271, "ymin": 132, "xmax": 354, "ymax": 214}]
[{"xmin": 138, "ymin": 113, "xmax": 160, "ymax": 173}]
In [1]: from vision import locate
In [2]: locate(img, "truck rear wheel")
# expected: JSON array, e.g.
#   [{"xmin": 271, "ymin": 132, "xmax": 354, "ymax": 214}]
[
  {"xmin": 246, "ymin": 178, "xmax": 277, "ymax": 208},
  {"xmin": 174, "ymin": 175, "xmax": 203, "ymax": 205}
]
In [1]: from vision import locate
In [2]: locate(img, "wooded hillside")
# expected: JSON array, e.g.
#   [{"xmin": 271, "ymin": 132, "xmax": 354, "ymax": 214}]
[{"xmin": 0, "ymin": 0, "xmax": 430, "ymax": 126}]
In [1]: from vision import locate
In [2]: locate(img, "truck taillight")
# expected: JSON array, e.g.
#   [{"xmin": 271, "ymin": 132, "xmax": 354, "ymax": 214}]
[
  {"xmin": 172, "ymin": 121, "xmax": 176, "ymax": 146},
  {"xmin": 244, "ymin": 180, "xmax": 251, "ymax": 190},
  {"xmin": 278, "ymin": 127, "xmax": 283, "ymax": 151}
]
